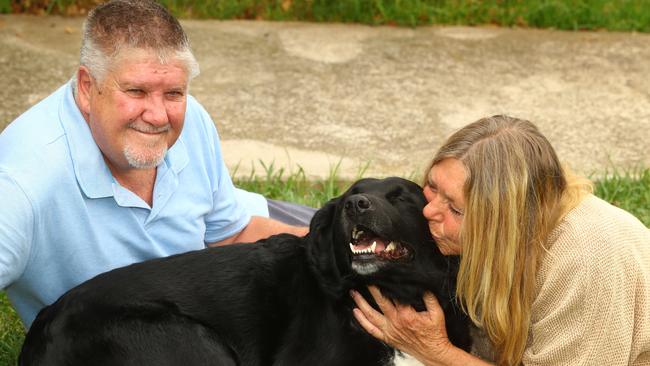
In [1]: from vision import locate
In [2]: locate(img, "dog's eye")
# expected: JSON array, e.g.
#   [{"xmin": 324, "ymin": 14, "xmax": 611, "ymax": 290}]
[{"xmin": 386, "ymin": 188, "xmax": 405, "ymax": 202}]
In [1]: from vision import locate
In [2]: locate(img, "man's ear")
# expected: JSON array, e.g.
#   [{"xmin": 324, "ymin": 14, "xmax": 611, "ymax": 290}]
[{"xmin": 75, "ymin": 66, "xmax": 94, "ymax": 117}]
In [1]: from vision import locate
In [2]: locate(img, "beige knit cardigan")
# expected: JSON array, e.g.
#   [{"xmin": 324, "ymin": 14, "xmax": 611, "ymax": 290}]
[{"xmin": 471, "ymin": 194, "xmax": 650, "ymax": 365}]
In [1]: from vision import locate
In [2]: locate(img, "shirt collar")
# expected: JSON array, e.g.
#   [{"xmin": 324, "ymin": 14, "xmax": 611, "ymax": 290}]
[{"xmin": 57, "ymin": 81, "xmax": 189, "ymax": 199}]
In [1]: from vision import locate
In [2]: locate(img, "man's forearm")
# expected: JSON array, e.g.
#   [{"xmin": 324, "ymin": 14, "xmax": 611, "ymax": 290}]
[{"xmin": 209, "ymin": 216, "xmax": 308, "ymax": 247}]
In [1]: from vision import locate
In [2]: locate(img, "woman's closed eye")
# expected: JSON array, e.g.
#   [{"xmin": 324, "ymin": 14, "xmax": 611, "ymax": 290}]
[
  {"xmin": 427, "ymin": 182, "xmax": 463, "ymax": 216},
  {"xmin": 448, "ymin": 204, "xmax": 463, "ymax": 217}
]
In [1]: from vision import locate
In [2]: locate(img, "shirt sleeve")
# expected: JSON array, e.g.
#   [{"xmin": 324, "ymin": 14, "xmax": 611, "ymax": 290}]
[
  {"xmin": 233, "ymin": 188, "xmax": 269, "ymax": 217},
  {"xmin": 187, "ymin": 98, "xmax": 251, "ymax": 244},
  {"xmin": 204, "ymin": 159, "xmax": 251, "ymax": 243},
  {"xmin": 0, "ymin": 171, "xmax": 34, "ymax": 289},
  {"xmin": 523, "ymin": 234, "xmax": 636, "ymax": 365}
]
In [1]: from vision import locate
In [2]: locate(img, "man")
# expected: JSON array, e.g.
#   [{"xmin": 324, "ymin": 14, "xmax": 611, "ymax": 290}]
[{"xmin": 0, "ymin": 0, "xmax": 314, "ymax": 328}]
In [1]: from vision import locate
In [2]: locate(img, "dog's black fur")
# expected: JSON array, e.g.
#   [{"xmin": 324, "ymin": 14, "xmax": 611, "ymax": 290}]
[{"xmin": 20, "ymin": 177, "xmax": 470, "ymax": 366}]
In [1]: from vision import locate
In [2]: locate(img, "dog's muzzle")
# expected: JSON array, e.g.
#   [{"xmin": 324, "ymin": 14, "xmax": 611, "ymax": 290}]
[{"xmin": 343, "ymin": 194, "xmax": 412, "ymax": 275}]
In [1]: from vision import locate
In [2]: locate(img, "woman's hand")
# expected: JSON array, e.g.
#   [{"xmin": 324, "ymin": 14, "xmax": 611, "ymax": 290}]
[{"xmin": 350, "ymin": 286, "xmax": 455, "ymax": 365}]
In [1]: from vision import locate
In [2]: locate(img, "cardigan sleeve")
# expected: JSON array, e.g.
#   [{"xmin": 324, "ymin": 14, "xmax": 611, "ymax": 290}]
[{"xmin": 522, "ymin": 202, "xmax": 648, "ymax": 365}]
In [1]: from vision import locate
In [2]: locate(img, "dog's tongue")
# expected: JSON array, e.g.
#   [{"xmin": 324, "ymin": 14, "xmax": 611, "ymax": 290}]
[{"xmin": 352, "ymin": 237, "xmax": 387, "ymax": 253}]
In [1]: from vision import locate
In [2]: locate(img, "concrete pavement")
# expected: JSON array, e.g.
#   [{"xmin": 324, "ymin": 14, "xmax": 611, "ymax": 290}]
[{"xmin": 1, "ymin": 15, "xmax": 648, "ymax": 179}]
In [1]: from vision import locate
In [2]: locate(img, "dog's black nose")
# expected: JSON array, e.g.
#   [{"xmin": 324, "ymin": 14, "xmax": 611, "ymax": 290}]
[{"xmin": 345, "ymin": 194, "xmax": 372, "ymax": 214}]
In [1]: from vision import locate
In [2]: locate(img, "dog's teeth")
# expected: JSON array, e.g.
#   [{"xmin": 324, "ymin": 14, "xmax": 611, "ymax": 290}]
[
  {"xmin": 351, "ymin": 228, "xmax": 365, "ymax": 240},
  {"xmin": 386, "ymin": 242, "xmax": 396, "ymax": 252},
  {"xmin": 349, "ymin": 241, "xmax": 379, "ymax": 255}
]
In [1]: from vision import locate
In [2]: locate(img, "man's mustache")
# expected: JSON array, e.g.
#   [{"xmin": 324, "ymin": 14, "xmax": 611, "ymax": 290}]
[{"xmin": 127, "ymin": 121, "xmax": 171, "ymax": 134}]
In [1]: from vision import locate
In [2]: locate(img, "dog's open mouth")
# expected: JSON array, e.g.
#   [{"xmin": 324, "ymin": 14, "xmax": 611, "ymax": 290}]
[{"xmin": 348, "ymin": 225, "xmax": 410, "ymax": 262}]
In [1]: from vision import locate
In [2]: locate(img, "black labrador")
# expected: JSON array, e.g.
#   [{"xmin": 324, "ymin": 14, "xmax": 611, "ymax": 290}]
[{"xmin": 19, "ymin": 177, "xmax": 471, "ymax": 366}]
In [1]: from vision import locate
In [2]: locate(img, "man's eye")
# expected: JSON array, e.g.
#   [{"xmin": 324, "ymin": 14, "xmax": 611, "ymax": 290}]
[
  {"xmin": 126, "ymin": 89, "xmax": 144, "ymax": 96},
  {"xmin": 166, "ymin": 91, "xmax": 184, "ymax": 98}
]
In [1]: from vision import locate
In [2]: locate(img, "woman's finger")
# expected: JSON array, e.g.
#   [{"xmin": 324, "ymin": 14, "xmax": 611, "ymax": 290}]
[
  {"xmin": 422, "ymin": 291, "xmax": 449, "ymax": 340},
  {"xmin": 367, "ymin": 285, "xmax": 397, "ymax": 317},
  {"xmin": 422, "ymin": 291, "xmax": 443, "ymax": 316},
  {"xmin": 352, "ymin": 308, "xmax": 386, "ymax": 342},
  {"xmin": 394, "ymin": 301, "xmax": 417, "ymax": 319},
  {"xmin": 350, "ymin": 289, "xmax": 385, "ymax": 326}
]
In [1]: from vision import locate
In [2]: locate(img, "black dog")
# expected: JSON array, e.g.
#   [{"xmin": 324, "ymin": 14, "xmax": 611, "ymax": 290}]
[{"xmin": 20, "ymin": 177, "xmax": 470, "ymax": 366}]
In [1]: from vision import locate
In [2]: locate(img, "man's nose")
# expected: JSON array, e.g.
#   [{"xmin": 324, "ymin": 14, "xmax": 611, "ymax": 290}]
[{"xmin": 142, "ymin": 95, "xmax": 168, "ymax": 126}]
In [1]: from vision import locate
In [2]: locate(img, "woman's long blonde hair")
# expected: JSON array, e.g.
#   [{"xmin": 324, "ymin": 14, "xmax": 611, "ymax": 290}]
[{"xmin": 426, "ymin": 115, "xmax": 591, "ymax": 365}]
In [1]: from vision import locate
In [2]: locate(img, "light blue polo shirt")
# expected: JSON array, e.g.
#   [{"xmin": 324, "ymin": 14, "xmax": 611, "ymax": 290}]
[{"xmin": 0, "ymin": 81, "xmax": 265, "ymax": 327}]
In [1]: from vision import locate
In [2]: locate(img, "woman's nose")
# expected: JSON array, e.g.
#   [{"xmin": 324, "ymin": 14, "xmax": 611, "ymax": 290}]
[{"xmin": 423, "ymin": 200, "xmax": 444, "ymax": 222}]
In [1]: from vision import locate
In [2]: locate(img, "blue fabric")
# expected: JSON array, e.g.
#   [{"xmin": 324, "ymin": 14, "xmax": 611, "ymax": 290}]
[
  {"xmin": 267, "ymin": 199, "xmax": 316, "ymax": 226},
  {"xmin": 0, "ymin": 82, "xmax": 260, "ymax": 327}
]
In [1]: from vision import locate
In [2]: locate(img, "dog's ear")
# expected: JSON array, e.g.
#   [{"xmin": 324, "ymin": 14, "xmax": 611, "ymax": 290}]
[{"xmin": 305, "ymin": 198, "xmax": 348, "ymax": 297}]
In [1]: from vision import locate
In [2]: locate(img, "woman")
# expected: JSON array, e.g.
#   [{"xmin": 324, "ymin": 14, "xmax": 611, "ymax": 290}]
[{"xmin": 351, "ymin": 115, "xmax": 650, "ymax": 365}]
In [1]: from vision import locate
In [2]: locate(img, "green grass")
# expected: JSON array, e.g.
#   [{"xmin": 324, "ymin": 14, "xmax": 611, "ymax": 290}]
[
  {"xmin": 1, "ymin": 166, "xmax": 648, "ymax": 364},
  {"xmin": 592, "ymin": 167, "xmax": 650, "ymax": 226},
  {"xmin": 231, "ymin": 160, "xmax": 371, "ymax": 208},
  {"xmin": 230, "ymin": 161, "xmax": 349, "ymax": 208},
  {"xmin": 0, "ymin": 294, "xmax": 22, "ymax": 365},
  {"xmin": 2, "ymin": 0, "xmax": 650, "ymax": 32}
]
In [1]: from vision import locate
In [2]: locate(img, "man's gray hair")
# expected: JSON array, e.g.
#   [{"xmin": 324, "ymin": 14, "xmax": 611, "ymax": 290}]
[{"xmin": 72, "ymin": 0, "xmax": 199, "ymax": 89}]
